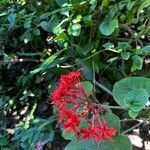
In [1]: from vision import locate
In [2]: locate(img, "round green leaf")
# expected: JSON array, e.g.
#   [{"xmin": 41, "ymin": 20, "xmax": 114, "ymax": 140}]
[
  {"xmin": 113, "ymin": 77, "xmax": 150, "ymax": 107},
  {"xmin": 124, "ymin": 89, "xmax": 149, "ymax": 112},
  {"xmin": 69, "ymin": 23, "xmax": 81, "ymax": 36},
  {"xmin": 121, "ymin": 52, "xmax": 130, "ymax": 60},
  {"xmin": 99, "ymin": 18, "xmax": 118, "ymax": 36}
]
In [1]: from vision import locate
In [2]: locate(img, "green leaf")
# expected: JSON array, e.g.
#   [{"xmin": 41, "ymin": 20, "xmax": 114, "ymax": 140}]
[
  {"xmin": 107, "ymin": 57, "xmax": 119, "ymax": 63},
  {"xmin": 137, "ymin": 0, "xmax": 150, "ymax": 18},
  {"xmin": 60, "ymin": 4, "xmax": 70, "ymax": 17},
  {"xmin": 124, "ymin": 89, "xmax": 148, "ymax": 112},
  {"xmin": 69, "ymin": 23, "xmax": 81, "ymax": 36},
  {"xmin": 54, "ymin": 32, "xmax": 69, "ymax": 41},
  {"xmin": 65, "ymin": 140, "xmax": 98, "ymax": 150},
  {"xmin": 141, "ymin": 45, "xmax": 150, "ymax": 55},
  {"xmin": 113, "ymin": 77, "xmax": 150, "ymax": 117},
  {"xmin": 82, "ymin": 81, "xmax": 93, "ymax": 95},
  {"xmin": 30, "ymin": 50, "xmax": 63, "ymax": 74},
  {"xmin": 113, "ymin": 77, "xmax": 150, "ymax": 107},
  {"xmin": 121, "ymin": 52, "xmax": 130, "ymax": 60},
  {"xmin": 55, "ymin": 0, "xmax": 67, "ymax": 6},
  {"xmin": 131, "ymin": 55, "xmax": 143, "ymax": 72},
  {"xmin": 39, "ymin": 21, "xmax": 52, "ymax": 33},
  {"xmin": 7, "ymin": 13, "xmax": 17, "ymax": 30},
  {"xmin": 83, "ymin": 15, "xmax": 93, "ymax": 25},
  {"xmin": 62, "ymin": 130, "xmax": 75, "ymax": 140},
  {"xmin": 99, "ymin": 18, "xmax": 118, "ymax": 36},
  {"xmin": 33, "ymin": 28, "xmax": 40, "ymax": 35},
  {"xmin": 128, "ymin": 110, "xmax": 138, "ymax": 118},
  {"xmin": 80, "ymin": 43, "xmax": 95, "ymax": 55},
  {"xmin": 20, "ymin": 30, "xmax": 32, "ymax": 43},
  {"xmin": 102, "ymin": 0, "xmax": 110, "ymax": 7},
  {"xmin": 39, "ymin": 13, "xmax": 51, "ymax": 20},
  {"xmin": 23, "ymin": 21, "xmax": 31, "ymax": 29},
  {"xmin": 103, "ymin": 42, "xmax": 114, "ymax": 50},
  {"xmin": 104, "ymin": 113, "xmax": 120, "ymax": 132},
  {"xmin": 100, "ymin": 134, "xmax": 132, "ymax": 150}
]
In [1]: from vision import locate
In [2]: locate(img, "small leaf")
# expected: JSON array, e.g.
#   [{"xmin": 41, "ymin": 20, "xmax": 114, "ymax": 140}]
[
  {"xmin": 141, "ymin": 45, "xmax": 150, "ymax": 54},
  {"xmin": 83, "ymin": 15, "xmax": 93, "ymax": 25},
  {"xmin": 7, "ymin": 13, "xmax": 17, "ymax": 30},
  {"xmin": 99, "ymin": 18, "xmax": 118, "ymax": 36},
  {"xmin": 69, "ymin": 23, "xmax": 81, "ymax": 36},
  {"xmin": 54, "ymin": 32, "xmax": 69, "ymax": 41},
  {"xmin": 30, "ymin": 50, "xmax": 63, "ymax": 74},
  {"xmin": 23, "ymin": 21, "xmax": 31, "ymax": 29},
  {"xmin": 103, "ymin": 42, "xmax": 114, "ymax": 50},
  {"xmin": 102, "ymin": 0, "xmax": 110, "ymax": 7},
  {"xmin": 82, "ymin": 81, "xmax": 93, "ymax": 95},
  {"xmin": 20, "ymin": 30, "xmax": 32, "ymax": 44},
  {"xmin": 33, "ymin": 28, "xmax": 40, "ymax": 35},
  {"xmin": 39, "ymin": 21, "xmax": 51, "ymax": 33},
  {"xmin": 107, "ymin": 57, "xmax": 119, "ymax": 63},
  {"xmin": 62, "ymin": 130, "xmax": 75, "ymax": 140},
  {"xmin": 55, "ymin": 0, "xmax": 67, "ymax": 6},
  {"xmin": 121, "ymin": 52, "xmax": 130, "ymax": 60},
  {"xmin": 131, "ymin": 55, "xmax": 143, "ymax": 72}
]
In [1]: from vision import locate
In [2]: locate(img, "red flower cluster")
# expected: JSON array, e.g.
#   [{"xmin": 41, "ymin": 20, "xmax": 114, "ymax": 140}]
[{"xmin": 51, "ymin": 70, "xmax": 116, "ymax": 141}]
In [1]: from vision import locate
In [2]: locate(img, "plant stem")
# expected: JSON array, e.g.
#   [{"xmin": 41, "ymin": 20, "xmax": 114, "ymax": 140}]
[
  {"xmin": 122, "ymin": 121, "xmax": 144, "ymax": 134},
  {"xmin": 101, "ymin": 104, "xmax": 126, "ymax": 110}
]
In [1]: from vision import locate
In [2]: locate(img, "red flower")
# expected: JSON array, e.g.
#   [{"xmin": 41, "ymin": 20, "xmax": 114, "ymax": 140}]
[
  {"xmin": 50, "ymin": 70, "xmax": 116, "ymax": 141},
  {"xmin": 63, "ymin": 113, "xmax": 80, "ymax": 132},
  {"xmin": 79, "ymin": 128, "xmax": 91, "ymax": 140},
  {"xmin": 100, "ymin": 122, "xmax": 116, "ymax": 140}
]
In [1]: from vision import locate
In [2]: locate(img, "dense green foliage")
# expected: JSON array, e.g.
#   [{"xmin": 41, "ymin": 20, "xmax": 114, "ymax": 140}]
[{"xmin": 0, "ymin": 0, "xmax": 150, "ymax": 149}]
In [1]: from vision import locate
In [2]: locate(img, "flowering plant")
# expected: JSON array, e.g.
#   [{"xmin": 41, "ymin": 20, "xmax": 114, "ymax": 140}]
[{"xmin": 51, "ymin": 70, "xmax": 116, "ymax": 141}]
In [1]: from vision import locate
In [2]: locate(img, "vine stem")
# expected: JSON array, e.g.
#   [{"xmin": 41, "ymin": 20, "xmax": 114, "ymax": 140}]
[{"xmin": 101, "ymin": 104, "xmax": 126, "ymax": 110}]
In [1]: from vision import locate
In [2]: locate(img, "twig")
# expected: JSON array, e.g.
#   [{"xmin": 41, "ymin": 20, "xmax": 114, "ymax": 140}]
[
  {"xmin": 101, "ymin": 104, "xmax": 126, "ymax": 110},
  {"xmin": 1, "ymin": 58, "xmax": 42, "ymax": 65},
  {"xmin": 122, "ymin": 121, "xmax": 145, "ymax": 134},
  {"xmin": 120, "ymin": 119, "xmax": 139, "ymax": 122}
]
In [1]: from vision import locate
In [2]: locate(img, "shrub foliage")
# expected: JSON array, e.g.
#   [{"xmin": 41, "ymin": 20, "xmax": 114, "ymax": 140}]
[{"xmin": 0, "ymin": 0, "xmax": 150, "ymax": 149}]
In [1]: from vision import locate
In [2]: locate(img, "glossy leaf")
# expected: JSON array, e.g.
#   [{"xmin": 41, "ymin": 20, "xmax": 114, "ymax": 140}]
[
  {"xmin": 69, "ymin": 23, "xmax": 81, "ymax": 36},
  {"xmin": 131, "ymin": 55, "xmax": 143, "ymax": 72},
  {"xmin": 99, "ymin": 18, "xmax": 118, "ymax": 36}
]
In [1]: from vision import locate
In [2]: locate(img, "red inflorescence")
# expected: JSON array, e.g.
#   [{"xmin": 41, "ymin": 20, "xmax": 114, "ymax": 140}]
[{"xmin": 51, "ymin": 70, "xmax": 116, "ymax": 141}]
